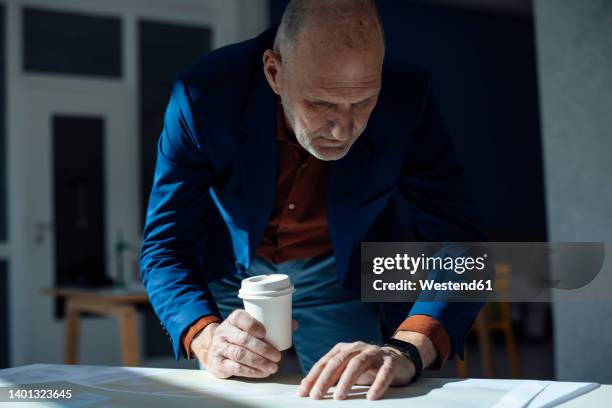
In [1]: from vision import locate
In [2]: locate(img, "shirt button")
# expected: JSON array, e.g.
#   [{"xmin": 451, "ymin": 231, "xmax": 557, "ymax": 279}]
[
  {"xmin": 288, "ymin": 203, "xmax": 296, "ymax": 210},
  {"xmin": 301, "ymin": 163, "xmax": 308, "ymax": 169},
  {"xmin": 280, "ymin": 227, "xmax": 288, "ymax": 233}
]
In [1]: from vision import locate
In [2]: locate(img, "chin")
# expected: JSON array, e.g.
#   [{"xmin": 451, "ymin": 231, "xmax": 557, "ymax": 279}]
[
  {"xmin": 296, "ymin": 132, "xmax": 356, "ymax": 161},
  {"xmin": 308, "ymin": 144, "xmax": 351, "ymax": 161}
]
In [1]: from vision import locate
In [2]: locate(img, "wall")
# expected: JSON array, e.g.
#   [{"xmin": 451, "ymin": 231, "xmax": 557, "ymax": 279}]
[
  {"xmin": 0, "ymin": 2, "xmax": 7, "ymax": 368},
  {"xmin": 535, "ymin": 0, "xmax": 612, "ymax": 383}
]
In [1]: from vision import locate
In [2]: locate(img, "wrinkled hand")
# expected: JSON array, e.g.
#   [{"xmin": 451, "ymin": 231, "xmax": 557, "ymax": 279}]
[
  {"xmin": 191, "ymin": 309, "xmax": 298, "ymax": 379},
  {"xmin": 297, "ymin": 341, "xmax": 415, "ymax": 400}
]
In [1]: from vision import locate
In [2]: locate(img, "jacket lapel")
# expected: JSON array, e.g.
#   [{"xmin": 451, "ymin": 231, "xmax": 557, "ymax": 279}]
[
  {"xmin": 239, "ymin": 68, "xmax": 278, "ymax": 269},
  {"xmin": 328, "ymin": 134, "xmax": 372, "ymax": 284}
]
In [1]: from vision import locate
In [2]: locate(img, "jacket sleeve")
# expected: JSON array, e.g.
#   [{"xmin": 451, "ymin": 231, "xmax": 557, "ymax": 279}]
[
  {"xmin": 139, "ymin": 77, "xmax": 221, "ymax": 360},
  {"xmin": 397, "ymin": 80, "xmax": 486, "ymax": 358}
]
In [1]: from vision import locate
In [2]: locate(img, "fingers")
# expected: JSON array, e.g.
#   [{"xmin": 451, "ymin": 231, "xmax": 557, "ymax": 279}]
[
  {"xmin": 222, "ymin": 359, "xmax": 269, "ymax": 378},
  {"xmin": 227, "ymin": 310, "xmax": 266, "ymax": 339},
  {"xmin": 201, "ymin": 310, "xmax": 284, "ymax": 380},
  {"xmin": 308, "ymin": 344, "xmax": 364, "ymax": 399},
  {"xmin": 292, "ymin": 319, "xmax": 299, "ymax": 332},
  {"xmin": 220, "ymin": 342, "xmax": 278, "ymax": 374},
  {"xmin": 225, "ymin": 323, "xmax": 281, "ymax": 363},
  {"xmin": 367, "ymin": 359, "xmax": 395, "ymax": 400},
  {"xmin": 334, "ymin": 348, "xmax": 380, "ymax": 400},
  {"xmin": 297, "ymin": 342, "xmax": 345, "ymax": 397},
  {"xmin": 208, "ymin": 355, "xmax": 270, "ymax": 378},
  {"xmin": 297, "ymin": 342, "xmax": 403, "ymax": 401}
]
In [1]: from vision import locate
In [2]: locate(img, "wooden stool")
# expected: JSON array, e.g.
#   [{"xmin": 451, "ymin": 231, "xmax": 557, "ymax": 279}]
[{"xmin": 43, "ymin": 287, "xmax": 148, "ymax": 366}]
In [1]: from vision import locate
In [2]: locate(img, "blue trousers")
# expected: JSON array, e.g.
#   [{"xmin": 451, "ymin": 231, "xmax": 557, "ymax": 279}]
[{"xmin": 206, "ymin": 253, "xmax": 384, "ymax": 373}]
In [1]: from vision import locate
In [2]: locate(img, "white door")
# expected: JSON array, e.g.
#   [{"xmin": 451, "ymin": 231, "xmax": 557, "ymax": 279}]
[{"xmin": 14, "ymin": 80, "xmax": 139, "ymax": 365}]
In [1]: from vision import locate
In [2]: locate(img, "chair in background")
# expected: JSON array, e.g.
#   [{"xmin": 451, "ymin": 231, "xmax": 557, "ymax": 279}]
[{"xmin": 456, "ymin": 262, "xmax": 520, "ymax": 379}]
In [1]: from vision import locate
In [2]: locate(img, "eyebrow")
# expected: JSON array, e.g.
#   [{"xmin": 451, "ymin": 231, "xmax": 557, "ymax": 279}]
[{"xmin": 309, "ymin": 94, "xmax": 377, "ymax": 105}]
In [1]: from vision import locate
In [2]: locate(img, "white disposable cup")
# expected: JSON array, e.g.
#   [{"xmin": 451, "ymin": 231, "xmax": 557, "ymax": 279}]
[{"xmin": 238, "ymin": 274, "xmax": 295, "ymax": 351}]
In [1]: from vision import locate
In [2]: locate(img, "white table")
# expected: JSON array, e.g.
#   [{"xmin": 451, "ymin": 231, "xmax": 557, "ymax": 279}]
[{"xmin": 0, "ymin": 364, "xmax": 607, "ymax": 407}]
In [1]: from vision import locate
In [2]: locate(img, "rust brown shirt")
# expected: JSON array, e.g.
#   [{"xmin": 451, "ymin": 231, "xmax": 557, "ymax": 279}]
[{"xmin": 254, "ymin": 103, "xmax": 333, "ymax": 263}]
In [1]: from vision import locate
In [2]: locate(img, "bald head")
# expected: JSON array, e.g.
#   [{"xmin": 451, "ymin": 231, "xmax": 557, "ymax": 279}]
[
  {"xmin": 263, "ymin": 0, "xmax": 385, "ymax": 161},
  {"xmin": 273, "ymin": 0, "xmax": 385, "ymax": 59}
]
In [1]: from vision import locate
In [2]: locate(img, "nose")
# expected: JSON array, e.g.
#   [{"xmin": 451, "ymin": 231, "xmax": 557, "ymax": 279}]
[{"xmin": 329, "ymin": 110, "xmax": 354, "ymax": 142}]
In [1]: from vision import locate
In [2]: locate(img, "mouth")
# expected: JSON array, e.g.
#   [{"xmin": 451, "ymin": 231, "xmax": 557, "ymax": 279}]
[{"xmin": 316, "ymin": 137, "xmax": 347, "ymax": 148}]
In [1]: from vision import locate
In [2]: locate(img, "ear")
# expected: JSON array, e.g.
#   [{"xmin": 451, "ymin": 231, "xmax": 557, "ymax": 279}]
[{"xmin": 263, "ymin": 49, "xmax": 282, "ymax": 95}]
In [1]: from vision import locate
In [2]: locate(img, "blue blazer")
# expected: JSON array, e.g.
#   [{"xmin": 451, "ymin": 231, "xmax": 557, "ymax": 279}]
[{"xmin": 140, "ymin": 27, "xmax": 485, "ymax": 360}]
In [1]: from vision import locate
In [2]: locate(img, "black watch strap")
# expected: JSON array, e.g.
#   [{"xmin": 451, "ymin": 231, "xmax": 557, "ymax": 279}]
[{"xmin": 383, "ymin": 338, "xmax": 423, "ymax": 383}]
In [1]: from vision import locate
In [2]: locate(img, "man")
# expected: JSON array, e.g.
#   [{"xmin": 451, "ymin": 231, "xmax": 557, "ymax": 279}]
[{"xmin": 140, "ymin": 0, "xmax": 484, "ymax": 401}]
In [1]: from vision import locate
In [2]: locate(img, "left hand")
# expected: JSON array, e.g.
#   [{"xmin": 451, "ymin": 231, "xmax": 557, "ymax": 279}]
[{"xmin": 296, "ymin": 341, "xmax": 415, "ymax": 400}]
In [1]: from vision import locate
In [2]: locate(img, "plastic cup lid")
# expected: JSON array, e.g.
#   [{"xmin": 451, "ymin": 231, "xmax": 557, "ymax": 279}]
[{"xmin": 238, "ymin": 274, "xmax": 295, "ymax": 299}]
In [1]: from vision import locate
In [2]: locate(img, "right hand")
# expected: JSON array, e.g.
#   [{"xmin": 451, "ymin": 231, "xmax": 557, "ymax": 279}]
[{"xmin": 191, "ymin": 309, "xmax": 282, "ymax": 379}]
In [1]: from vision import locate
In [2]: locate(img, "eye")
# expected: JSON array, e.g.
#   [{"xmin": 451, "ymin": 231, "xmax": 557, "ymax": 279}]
[
  {"xmin": 308, "ymin": 101, "xmax": 333, "ymax": 110},
  {"xmin": 354, "ymin": 97, "xmax": 375, "ymax": 110}
]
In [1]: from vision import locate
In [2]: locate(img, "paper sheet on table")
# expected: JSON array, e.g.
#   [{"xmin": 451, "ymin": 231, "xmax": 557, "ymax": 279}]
[
  {"xmin": 529, "ymin": 381, "xmax": 599, "ymax": 408},
  {"xmin": 445, "ymin": 378, "xmax": 599, "ymax": 408},
  {"xmin": 0, "ymin": 364, "xmax": 169, "ymax": 387},
  {"xmin": 0, "ymin": 364, "xmax": 599, "ymax": 408}
]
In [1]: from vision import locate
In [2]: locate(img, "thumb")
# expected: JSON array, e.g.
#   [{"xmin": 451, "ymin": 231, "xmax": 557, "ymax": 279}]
[{"xmin": 292, "ymin": 319, "xmax": 299, "ymax": 332}]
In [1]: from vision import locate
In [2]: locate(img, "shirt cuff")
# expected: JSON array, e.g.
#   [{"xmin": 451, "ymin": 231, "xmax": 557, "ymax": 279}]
[
  {"xmin": 182, "ymin": 315, "xmax": 222, "ymax": 359},
  {"xmin": 393, "ymin": 314, "xmax": 451, "ymax": 370}
]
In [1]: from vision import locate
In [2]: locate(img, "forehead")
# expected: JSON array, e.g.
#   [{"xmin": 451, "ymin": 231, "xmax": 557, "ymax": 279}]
[{"xmin": 286, "ymin": 32, "xmax": 383, "ymax": 98}]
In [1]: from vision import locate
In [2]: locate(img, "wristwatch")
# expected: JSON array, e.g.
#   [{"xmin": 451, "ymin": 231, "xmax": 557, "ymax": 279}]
[{"xmin": 383, "ymin": 338, "xmax": 423, "ymax": 383}]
